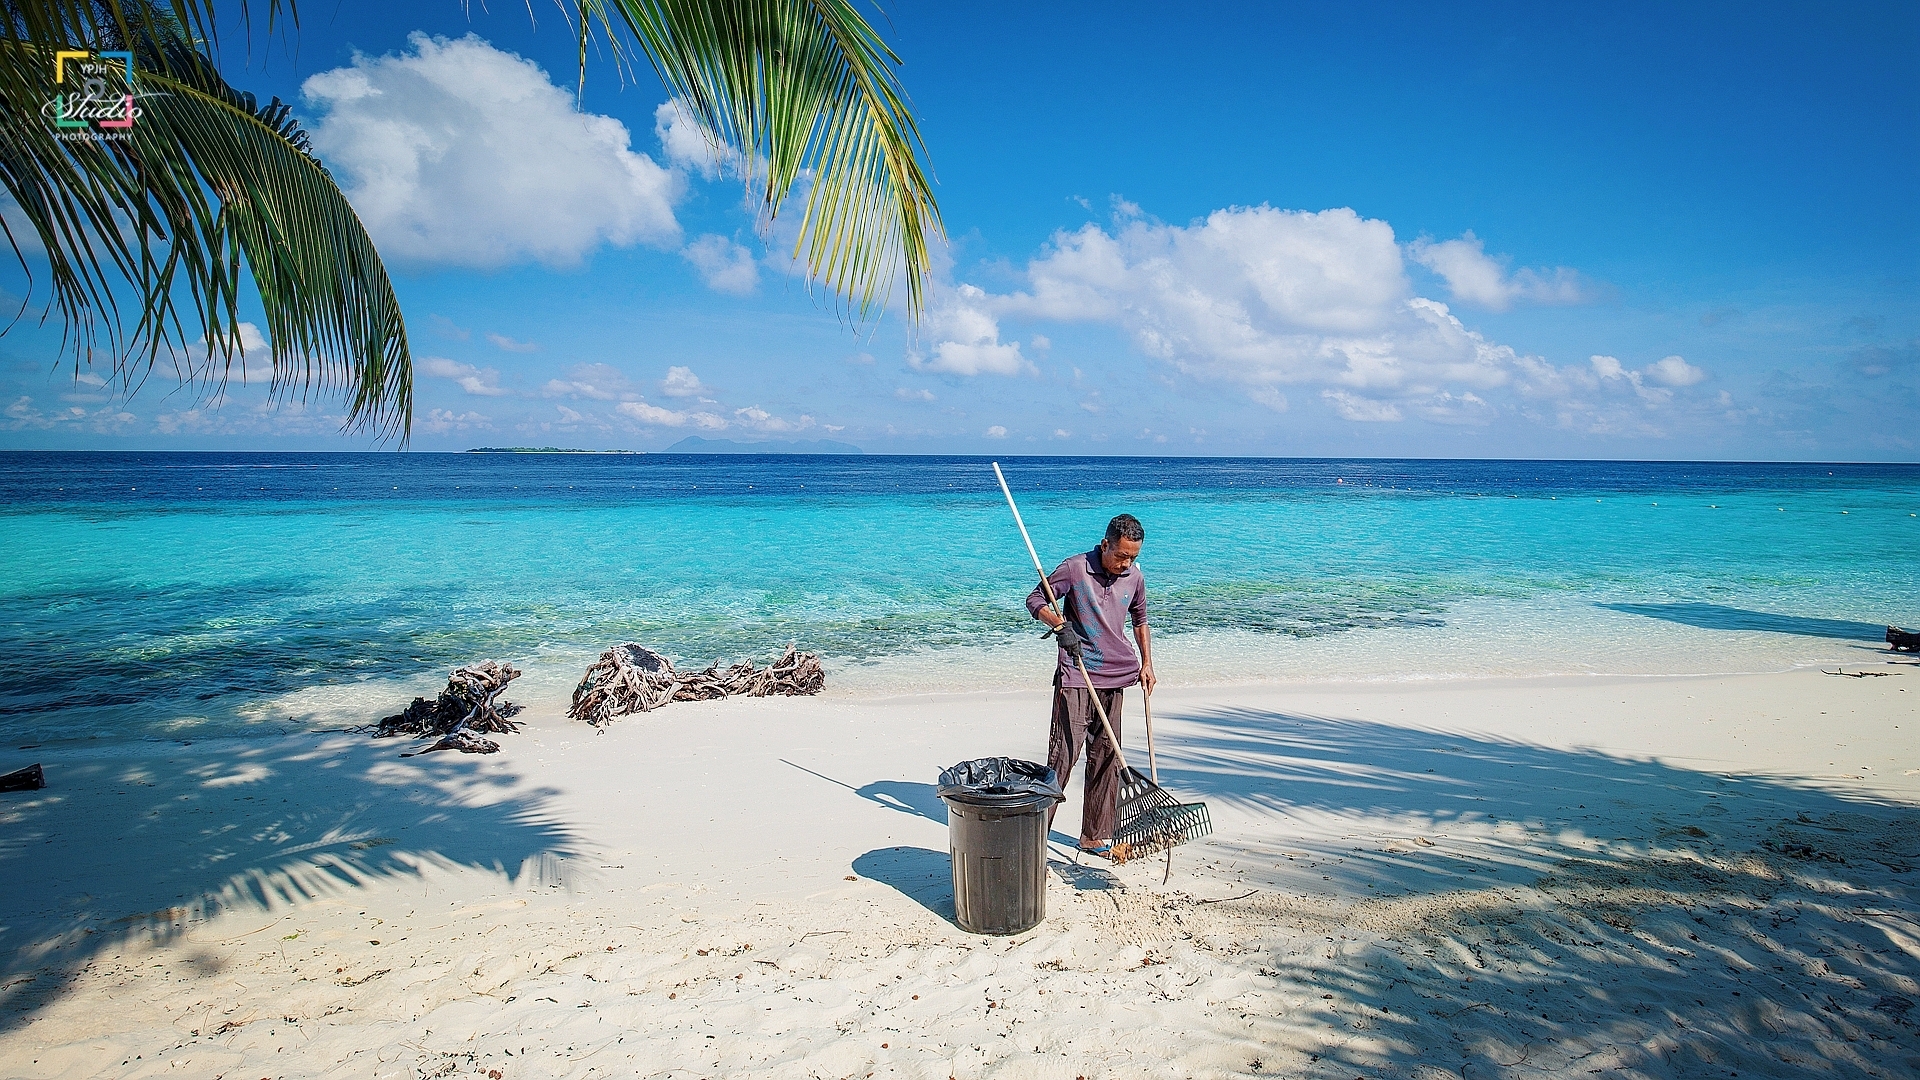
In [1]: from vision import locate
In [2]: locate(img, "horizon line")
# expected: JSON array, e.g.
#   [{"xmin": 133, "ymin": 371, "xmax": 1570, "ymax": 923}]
[{"xmin": 2, "ymin": 448, "xmax": 1917, "ymax": 466}]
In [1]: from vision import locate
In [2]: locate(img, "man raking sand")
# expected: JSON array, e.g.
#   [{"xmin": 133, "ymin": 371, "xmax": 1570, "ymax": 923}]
[{"xmin": 990, "ymin": 463, "xmax": 1160, "ymax": 861}]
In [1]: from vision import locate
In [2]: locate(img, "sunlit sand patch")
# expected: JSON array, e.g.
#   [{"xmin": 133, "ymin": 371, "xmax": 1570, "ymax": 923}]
[{"xmin": 197, "ymin": 763, "xmax": 273, "ymax": 788}]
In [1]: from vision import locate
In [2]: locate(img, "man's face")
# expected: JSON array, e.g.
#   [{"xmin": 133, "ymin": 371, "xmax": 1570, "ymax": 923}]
[{"xmin": 1100, "ymin": 536, "xmax": 1142, "ymax": 574}]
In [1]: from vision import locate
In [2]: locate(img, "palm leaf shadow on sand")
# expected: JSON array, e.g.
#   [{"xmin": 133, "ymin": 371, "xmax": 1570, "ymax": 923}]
[
  {"xmin": 0, "ymin": 736, "xmax": 578, "ymax": 1033},
  {"xmin": 1087, "ymin": 706, "xmax": 1918, "ymax": 1077}
]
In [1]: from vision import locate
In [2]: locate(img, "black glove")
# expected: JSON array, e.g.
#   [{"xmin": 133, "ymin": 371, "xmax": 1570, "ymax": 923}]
[{"xmin": 1046, "ymin": 621, "xmax": 1085, "ymax": 659}]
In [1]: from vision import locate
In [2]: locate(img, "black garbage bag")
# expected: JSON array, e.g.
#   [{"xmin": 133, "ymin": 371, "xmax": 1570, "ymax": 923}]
[{"xmin": 937, "ymin": 757, "xmax": 1065, "ymax": 805}]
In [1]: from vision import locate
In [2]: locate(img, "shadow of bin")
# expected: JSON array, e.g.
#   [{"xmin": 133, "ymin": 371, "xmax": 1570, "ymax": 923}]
[{"xmin": 937, "ymin": 757, "xmax": 1064, "ymax": 935}]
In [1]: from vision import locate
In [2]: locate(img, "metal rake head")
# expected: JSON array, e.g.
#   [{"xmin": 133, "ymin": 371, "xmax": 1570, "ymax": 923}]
[{"xmin": 1114, "ymin": 766, "xmax": 1212, "ymax": 857}]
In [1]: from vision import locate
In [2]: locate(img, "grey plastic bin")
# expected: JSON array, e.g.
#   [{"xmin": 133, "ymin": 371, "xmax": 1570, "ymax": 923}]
[{"xmin": 937, "ymin": 758, "xmax": 1064, "ymax": 935}]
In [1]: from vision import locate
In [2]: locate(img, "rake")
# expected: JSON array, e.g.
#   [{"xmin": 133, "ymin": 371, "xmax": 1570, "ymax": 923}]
[{"xmin": 992, "ymin": 462, "xmax": 1212, "ymax": 867}]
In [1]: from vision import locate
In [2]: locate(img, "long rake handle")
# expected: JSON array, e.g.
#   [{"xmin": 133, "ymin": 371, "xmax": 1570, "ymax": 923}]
[
  {"xmin": 1143, "ymin": 686, "xmax": 1158, "ymax": 786},
  {"xmin": 992, "ymin": 463, "xmax": 1132, "ymax": 777}
]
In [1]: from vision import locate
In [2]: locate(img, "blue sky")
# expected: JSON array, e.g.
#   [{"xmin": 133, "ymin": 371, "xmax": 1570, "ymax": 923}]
[{"xmin": 3, "ymin": 1, "xmax": 1915, "ymax": 458}]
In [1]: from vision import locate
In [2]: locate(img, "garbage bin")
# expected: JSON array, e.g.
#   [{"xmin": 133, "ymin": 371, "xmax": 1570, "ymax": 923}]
[{"xmin": 937, "ymin": 757, "xmax": 1064, "ymax": 935}]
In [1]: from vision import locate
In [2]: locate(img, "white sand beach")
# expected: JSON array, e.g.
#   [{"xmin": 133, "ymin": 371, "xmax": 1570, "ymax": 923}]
[{"xmin": 2, "ymin": 665, "xmax": 1916, "ymax": 1079}]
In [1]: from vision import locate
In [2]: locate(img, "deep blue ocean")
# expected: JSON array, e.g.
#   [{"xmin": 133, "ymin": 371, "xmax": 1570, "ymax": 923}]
[{"xmin": 2, "ymin": 452, "xmax": 1915, "ymax": 745}]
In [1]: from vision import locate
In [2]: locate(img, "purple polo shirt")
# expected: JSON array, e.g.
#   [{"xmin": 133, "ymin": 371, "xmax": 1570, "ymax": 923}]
[{"xmin": 1026, "ymin": 547, "xmax": 1148, "ymax": 689}]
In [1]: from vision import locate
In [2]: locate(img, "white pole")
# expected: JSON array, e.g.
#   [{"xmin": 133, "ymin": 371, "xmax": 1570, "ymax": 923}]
[
  {"xmin": 992, "ymin": 462, "xmax": 1046, "ymax": 579},
  {"xmin": 991, "ymin": 462, "xmax": 1130, "ymax": 776}
]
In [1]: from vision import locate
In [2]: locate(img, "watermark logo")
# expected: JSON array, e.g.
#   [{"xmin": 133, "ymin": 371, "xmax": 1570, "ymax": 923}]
[{"xmin": 43, "ymin": 50, "xmax": 140, "ymax": 141}]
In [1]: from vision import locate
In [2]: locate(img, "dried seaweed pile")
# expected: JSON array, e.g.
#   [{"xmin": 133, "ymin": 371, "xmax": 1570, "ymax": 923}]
[
  {"xmin": 569, "ymin": 643, "xmax": 824, "ymax": 727},
  {"xmin": 364, "ymin": 660, "xmax": 523, "ymax": 754}
]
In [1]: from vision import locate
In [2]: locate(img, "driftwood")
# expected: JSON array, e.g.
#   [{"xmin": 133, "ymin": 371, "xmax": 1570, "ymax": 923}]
[
  {"xmin": 569, "ymin": 643, "xmax": 824, "ymax": 728},
  {"xmin": 362, "ymin": 661, "xmax": 523, "ymax": 754},
  {"xmin": 0, "ymin": 763, "xmax": 44, "ymax": 792},
  {"xmin": 1889, "ymin": 626, "xmax": 1920, "ymax": 653}
]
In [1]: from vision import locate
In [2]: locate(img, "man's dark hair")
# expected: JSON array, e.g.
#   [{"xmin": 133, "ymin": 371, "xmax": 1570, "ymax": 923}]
[{"xmin": 1105, "ymin": 513, "xmax": 1144, "ymax": 543}]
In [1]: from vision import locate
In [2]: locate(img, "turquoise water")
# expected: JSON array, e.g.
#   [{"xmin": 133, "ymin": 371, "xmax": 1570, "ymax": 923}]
[{"xmin": 2, "ymin": 453, "xmax": 1915, "ymax": 744}]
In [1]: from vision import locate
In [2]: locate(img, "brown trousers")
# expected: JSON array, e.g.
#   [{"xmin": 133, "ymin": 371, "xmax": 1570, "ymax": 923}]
[{"xmin": 1046, "ymin": 685, "xmax": 1124, "ymax": 845}]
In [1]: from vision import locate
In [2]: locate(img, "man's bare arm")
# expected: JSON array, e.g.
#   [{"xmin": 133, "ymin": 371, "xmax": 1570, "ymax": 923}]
[{"xmin": 1134, "ymin": 622, "xmax": 1155, "ymax": 694}]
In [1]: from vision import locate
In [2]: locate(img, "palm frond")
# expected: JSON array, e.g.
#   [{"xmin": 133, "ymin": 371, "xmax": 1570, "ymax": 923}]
[
  {"xmin": 1, "ymin": 1, "xmax": 296, "ymax": 68},
  {"xmin": 0, "ymin": 1, "xmax": 410, "ymax": 437},
  {"xmin": 580, "ymin": 0, "xmax": 942, "ymax": 323}
]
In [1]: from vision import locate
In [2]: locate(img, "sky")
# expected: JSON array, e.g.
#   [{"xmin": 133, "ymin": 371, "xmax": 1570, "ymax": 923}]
[{"xmin": 3, "ymin": 1, "xmax": 1916, "ymax": 458}]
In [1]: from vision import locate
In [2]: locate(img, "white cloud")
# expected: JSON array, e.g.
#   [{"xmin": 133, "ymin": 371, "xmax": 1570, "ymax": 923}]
[
  {"xmin": 151, "ymin": 398, "xmax": 342, "ymax": 437},
  {"xmin": 654, "ymin": 101, "xmax": 737, "ymax": 179},
  {"xmin": 733, "ymin": 405, "xmax": 814, "ymax": 433},
  {"xmin": 895, "ymin": 387, "xmax": 935, "ymax": 402},
  {"xmin": 933, "ymin": 203, "xmax": 1623, "ymax": 426},
  {"xmin": 221, "ymin": 323, "xmax": 274, "ymax": 384},
  {"xmin": 616, "ymin": 398, "xmax": 727, "ymax": 429},
  {"xmin": 660, "ymin": 365, "xmax": 708, "ymax": 398},
  {"xmin": 1052, "ymin": 428, "xmax": 1071, "ymax": 438},
  {"xmin": 1010, "ymin": 206, "xmax": 1406, "ymax": 332},
  {"xmin": 542, "ymin": 362, "xmax": 628, "ymax": 400},
  {"xmin": 1517, "ymin": 353, "xmax": 1704, "ymax": 405},
  {"xmin": 924, "ymin": 339, "xmax": 1026, "ymax": 376},
  {"xmin": 912, "ymin": 284, "xmax": 1030, "ymax": 376},
  {"xmin": 1588, "ymin": 354, "xmax": 1629, "ymax": 380},
  {"xmin": 542, "ymin": 379, "xmax": 607, "ymax": 399},
  {"xmin": 1645, "ymin": 354, "xmax": 1706, "ymax": 386},
  {"xmin": 160, "ymin": 322, "xmax": 273, "ymax": 386},
  {"xmin": 1322, "ymin": 390, "xmax": 1404, "ymax": 422},
  {"xmin": 303, "ymin": 34, "xmax": 682, "ymax": 268},
  {"xmin": 1408, "ymin": 232, "xmax": 1589, "ymax": 311},
  {"xmin": 993, "ymin": 206, "xmax": 1521, "ymax": 400},
  {"xmin": 984, "ymin": 425, "xmax": 1007, "ymax": 438},
  {"xmin": 487, "ymin": 332, "xmax": 538, "ymax": 353},
  {"xmin": 1500, "ymin": 350, "xmax": 1722, "ymax": 436},
  {"xmin": 1409, "ymin": 389, "xmax": 1497, "ymax": 425},
  {"xmin": 682, "ymin": 234, "xmax": 760, "ymax": 295},
  {"xmin": 149, "ymin": 407, "xmax": 213, "ymax": 435},
  {"xmin": 1589, "ymin": 354, "xmax": 1671, "ymax": 404},
  {"xmin": 524, "ymin": 367, "xmax": 818, "ymax": 439},
  {"xmin": 419, "ymin": 408, "xmax": 491, "ymax": 433},
  {"xmin": 5, "ymin": 395, "xmax": 137, "ymax": 433},
  {"xmin": 421, "ymin": 356, "xmax": 509, "ymax": 396},
  {"xmin": 1249, "ymin": 387, "xmax": 1289, "ymax": 412}
]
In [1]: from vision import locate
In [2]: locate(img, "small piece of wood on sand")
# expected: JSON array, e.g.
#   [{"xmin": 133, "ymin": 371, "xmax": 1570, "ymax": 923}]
[{"xmin": 0, "ymin": 763, "xmax": 44, "ymax": 792}]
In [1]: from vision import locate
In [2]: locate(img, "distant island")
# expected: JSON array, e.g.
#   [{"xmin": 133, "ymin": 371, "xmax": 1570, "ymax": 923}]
[
  {"xmin": 465, "ymin": 447, "xmax": 642, "ymax": 454},
  {"xmin": 663, "ymin": 436, "xmax": 864, "ymax": 455}
]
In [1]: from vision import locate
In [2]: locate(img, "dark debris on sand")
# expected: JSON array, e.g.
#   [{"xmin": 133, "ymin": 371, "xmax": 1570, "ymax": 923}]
[
  {"xmin": 568, "ymin": 643, "xmax": 824, "ymax": 728},
  {"xmin": 355, "ymin": 660, "xmax": 524, "ymax": 754}
]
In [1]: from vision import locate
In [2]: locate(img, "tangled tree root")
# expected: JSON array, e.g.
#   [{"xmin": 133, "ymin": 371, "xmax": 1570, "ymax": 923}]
[
  {"xmin": 569, "ymin": 644, "xmax": 824, "ymax": 728},
  {"xmin": 361, "ymin": 660, "xmax": 523, "ymax": 754}
]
